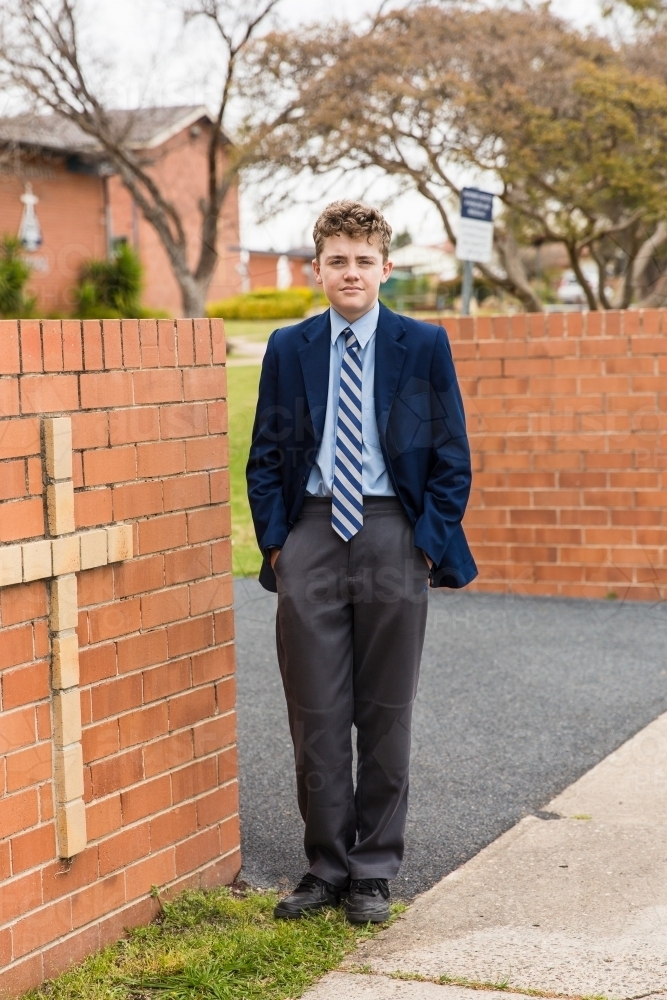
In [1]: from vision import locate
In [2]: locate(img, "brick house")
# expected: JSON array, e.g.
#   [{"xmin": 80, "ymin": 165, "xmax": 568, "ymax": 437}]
[
  {"xmin": 0, "ymin": 107, "xmax": 243, "ymax": 316},
  {"xmin": 234, "ymin": 247, "xmax": 316, "ymax": 292}
]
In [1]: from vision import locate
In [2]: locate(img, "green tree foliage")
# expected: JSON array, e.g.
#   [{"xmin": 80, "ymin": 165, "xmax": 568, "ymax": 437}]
[
  {"xmin": 475, "ymin": 49, "xmax": 667, "ymax": 308},
  {"xmin": 0, "ymin": 236, "xmax": 35, "ymax": 317},
  {"xmin": 391, "ymin": 229, "xmax": 412, "ymax": 250},
  {"xmin": 605, "ymin": 0, "xmax": 667, "ymax": 23}
]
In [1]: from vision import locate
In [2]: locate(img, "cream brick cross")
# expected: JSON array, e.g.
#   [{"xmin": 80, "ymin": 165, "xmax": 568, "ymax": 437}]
[{"xmin": 0, "ymin": 418, "xmax": 133, "ymax": 860}]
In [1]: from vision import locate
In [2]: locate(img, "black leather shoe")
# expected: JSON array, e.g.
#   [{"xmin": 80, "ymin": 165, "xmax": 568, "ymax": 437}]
[
  {"xmin": 274, "ymin": 872, "xmax": 345, "ymax": 919},
  {"xmin": 345, "ymin": 878, "xmax": 391, "ymax": 923}
]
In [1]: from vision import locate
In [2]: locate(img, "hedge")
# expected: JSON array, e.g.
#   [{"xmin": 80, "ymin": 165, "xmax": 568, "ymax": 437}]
[{"xmin": 207, "ymin": 287, "xmax": 316, "ymax": 321}]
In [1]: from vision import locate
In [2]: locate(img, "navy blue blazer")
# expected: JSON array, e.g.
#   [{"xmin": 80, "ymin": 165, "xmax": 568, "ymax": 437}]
[{"xmin": 246, "ymin": 302, "xmax": 477, "ymax": 592}]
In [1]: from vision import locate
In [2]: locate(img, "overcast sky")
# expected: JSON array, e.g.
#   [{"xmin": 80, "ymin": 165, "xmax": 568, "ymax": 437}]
[{"xmin": 82, "ymin": 0, "xmax": 609, "ymax": 250}]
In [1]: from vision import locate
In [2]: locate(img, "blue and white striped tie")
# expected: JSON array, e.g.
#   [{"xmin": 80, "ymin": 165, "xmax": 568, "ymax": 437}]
[{"xmin": 331, "ymin": 328, "xmax": 364, "ymax": 540}]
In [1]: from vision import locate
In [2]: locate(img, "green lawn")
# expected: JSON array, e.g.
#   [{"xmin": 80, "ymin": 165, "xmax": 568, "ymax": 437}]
[
  {"xmin": 25, "ymin": 887, "xmax": 396, "ymax": 1000},
  {"xmin": 228, "ymin": 364, "xmax": 263, "ymax": 577},
  {"xmin": 225, "ymin": 319, "xmax": 299, "ymax": 342}
]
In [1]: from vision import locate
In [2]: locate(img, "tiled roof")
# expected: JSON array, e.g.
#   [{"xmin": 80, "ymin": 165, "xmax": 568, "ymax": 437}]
[
  {"xmin": 230, "ymin": 245, "xmax": 316, "ymax": 259},
  {"xmin": 0, "ymin": 105, "xmax": 216, "ymax": 155}
]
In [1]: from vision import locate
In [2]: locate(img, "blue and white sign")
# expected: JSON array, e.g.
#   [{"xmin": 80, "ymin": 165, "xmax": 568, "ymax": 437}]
[
  {"xmin": 460, "ymin": 188, "xmax": 494, "ymax": 222},
  {"xmin": 456, "ymin": 187, "xmax": 494, "ymax": 263}
]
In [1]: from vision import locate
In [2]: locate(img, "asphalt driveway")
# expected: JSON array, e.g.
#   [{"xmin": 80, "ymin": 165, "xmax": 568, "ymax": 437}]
[{"xmin": 234, "ymin": 580, "xmax": 667, "ymax": 899}]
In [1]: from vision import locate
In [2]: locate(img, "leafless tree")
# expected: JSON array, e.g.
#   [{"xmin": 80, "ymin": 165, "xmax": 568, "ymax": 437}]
[{"xmin": 0, "ymin": 0, "xmax": 291, "ymax": 316}]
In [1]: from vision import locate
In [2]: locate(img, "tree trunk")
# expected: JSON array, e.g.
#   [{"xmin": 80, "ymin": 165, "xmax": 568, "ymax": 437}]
[
  {"xmin": 639, "ymin": 269, "xmax": 667, "ymax": 307},
  {"xmin": 179, "ymin": 274, "xmax": 208, "ymax": 318},
  {"xmin": 590, "ymin": 245, "xmax": 612, "ymax": 309},
  {"xmin": 487, "ymin": 230, "xmax": 544, "ymax": 312},
  {"xmin": 632, "ymin": 221, "xmax": 667, "ymax": 301},
  {"xmin": 567, "ymin": 245, "xmax": 598, "ymax": 311},
  {"xmin": 620, "ymin": 246, "xmax": 639, "ymax": 310}
]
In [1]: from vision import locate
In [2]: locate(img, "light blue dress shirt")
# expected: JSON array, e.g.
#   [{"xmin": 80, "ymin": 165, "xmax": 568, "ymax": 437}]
[{"xmin": 306, "ymin": 302, "xmax": 395, "ymax": 497}]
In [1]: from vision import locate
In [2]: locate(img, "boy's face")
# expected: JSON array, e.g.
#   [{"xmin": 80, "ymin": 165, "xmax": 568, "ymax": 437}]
[{"xmin": 312, "ymin": 233, "xmax": 393, "ymax": 323}]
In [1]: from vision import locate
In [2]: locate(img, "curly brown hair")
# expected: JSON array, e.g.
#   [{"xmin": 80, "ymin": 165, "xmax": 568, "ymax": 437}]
[{"xmin": 313, "ymin": 200, "xmax": 392, "ymax": 261}]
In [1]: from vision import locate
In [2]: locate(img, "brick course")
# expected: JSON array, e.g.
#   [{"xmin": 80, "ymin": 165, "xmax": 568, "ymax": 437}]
[
  {"xmin": 426, "ymin": 308, "xmax": 667, "ymax": 600},
  {"xmin": 0, "ymin": 318, "xmax": 238, "ymax": 997}
]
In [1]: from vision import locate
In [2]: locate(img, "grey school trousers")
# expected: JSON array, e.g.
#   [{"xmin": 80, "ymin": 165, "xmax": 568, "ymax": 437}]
[{"xmin": 274, "ymin": 496, "xmax": 429, "ymax": 885}]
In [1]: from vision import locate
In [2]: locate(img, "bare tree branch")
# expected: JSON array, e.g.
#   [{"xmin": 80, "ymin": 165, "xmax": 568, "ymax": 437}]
[{"xmin": 0, "ymin": 0, "xmax": 289, "ymax": 315}]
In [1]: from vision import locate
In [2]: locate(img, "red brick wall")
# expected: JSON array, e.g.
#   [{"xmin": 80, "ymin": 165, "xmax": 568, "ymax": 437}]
[
  {"xmin": 431, "ymin": 309, "xmax": 667, "ymax": 600},
  {"xmin": 0, "ymin": 317, "xmax": 239, "ymax": 998},
  {"xmin": 0, "ymin": 161, "xmax": 107, "ymax": 315}
]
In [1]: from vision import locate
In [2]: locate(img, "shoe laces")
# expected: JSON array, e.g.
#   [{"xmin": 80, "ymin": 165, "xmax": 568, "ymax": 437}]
[
  {"xmin": 351, "ymin": 878, "xmax": 389, "ymax": 898},
  {"xmin": 294, "ymin": 872, "xmax": 328, "ymax": 894}
]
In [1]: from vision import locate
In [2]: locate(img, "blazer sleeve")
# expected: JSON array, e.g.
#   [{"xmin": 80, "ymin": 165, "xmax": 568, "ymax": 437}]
[
  {"xmin": 413, "ymin": 326, "xmax": 472, "ymax": 567},
  {"xmin": 246, "ymin": 332, "xmax": 290, "ymax": 554}
]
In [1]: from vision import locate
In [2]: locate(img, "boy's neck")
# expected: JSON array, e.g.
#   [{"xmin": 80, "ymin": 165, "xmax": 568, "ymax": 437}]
[{"xmin": 331, "ymin": 298, "xmax": 379, "ymax": 325}]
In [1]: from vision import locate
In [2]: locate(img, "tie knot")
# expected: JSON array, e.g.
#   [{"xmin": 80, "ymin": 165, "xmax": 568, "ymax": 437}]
[{"xmin": 343, "ymin": 328, "xmax": 358, "ymax": 350}]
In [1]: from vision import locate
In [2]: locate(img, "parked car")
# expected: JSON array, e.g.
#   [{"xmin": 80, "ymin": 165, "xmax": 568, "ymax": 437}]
[{"xmin": 556, "ymin": 266, "xmax": 613, "ymax": 305}]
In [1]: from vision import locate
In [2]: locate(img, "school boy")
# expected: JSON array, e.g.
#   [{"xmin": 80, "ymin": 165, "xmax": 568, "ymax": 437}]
[{"xmin": 247, "ymin": 200, "xmax": 476, "ymax": 922}]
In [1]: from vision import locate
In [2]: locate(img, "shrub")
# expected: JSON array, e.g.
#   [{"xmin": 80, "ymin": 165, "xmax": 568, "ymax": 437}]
[
  {"xmin": 207, "ymin": 286, "xmax": 316, "ymax": 320},
  {"xmin": 74, "ymin": 243, "xmax": 143, "ymax": 319},
  {"xmin": 0, "ymin": 236, "xmax": 35, "ymax": 318},
  {"xmin": 136, "ymin": 306, "xmax": 172, "ymax": 319}
]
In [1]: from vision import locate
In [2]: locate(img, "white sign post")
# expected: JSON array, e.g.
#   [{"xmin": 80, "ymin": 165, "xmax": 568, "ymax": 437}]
[{"xmin": 456, "ymin": 188, "xmax": 494, "ymax": 316}]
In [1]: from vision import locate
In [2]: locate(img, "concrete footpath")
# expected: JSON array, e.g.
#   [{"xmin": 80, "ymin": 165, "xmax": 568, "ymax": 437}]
[{"xmin": 306, "ymin": 709, "xmax": 667, "ymax": 999}]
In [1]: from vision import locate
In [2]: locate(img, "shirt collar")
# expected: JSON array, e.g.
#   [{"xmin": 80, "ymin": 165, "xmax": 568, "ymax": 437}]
[{"xmin": 329, "ymin": 300, "xmax": 380, "ymax": 349}]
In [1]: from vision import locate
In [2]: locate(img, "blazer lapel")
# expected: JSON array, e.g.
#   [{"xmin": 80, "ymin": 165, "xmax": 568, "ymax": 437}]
[
  {"xmin": 298, "ymin": 310, "xmax": 331, "ymax": 446},
  {"xmin": 374, "ymin": 303, "xmax": 407, "ymax": 438}
]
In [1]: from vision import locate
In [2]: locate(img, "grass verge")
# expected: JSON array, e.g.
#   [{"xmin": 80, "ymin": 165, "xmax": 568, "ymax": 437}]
[
  {"xmin": 25, "ymin": 886, "xmax": 395, "ymax": 1000},
  {"xmin": 227, "ymin": 365, "xmax": 262, "ymax": 577},
  {"xmin": 225, "ymin": 319, "xmax": 292, "ymax": 342}
]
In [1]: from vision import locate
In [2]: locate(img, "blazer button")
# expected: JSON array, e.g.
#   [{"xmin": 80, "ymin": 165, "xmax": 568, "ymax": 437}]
[{"xmin": 300, "ymin": 476, "xmax": 306, "ymax": 485}]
